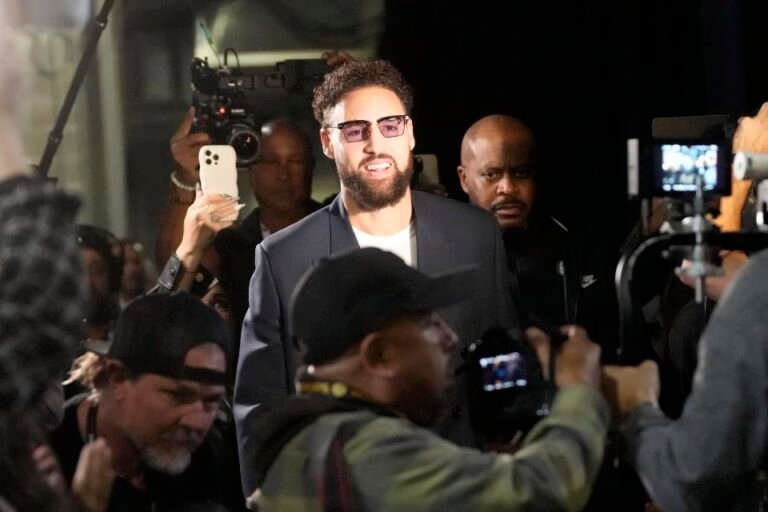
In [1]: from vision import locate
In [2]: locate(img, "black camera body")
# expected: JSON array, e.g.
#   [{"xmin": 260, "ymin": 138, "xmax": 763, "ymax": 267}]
[
  {"xmin": 190, "ymin": 57, "xmax": 330, "ymax": 167},
  {"xmin": 464, "ymin": 327, "xmax": 555, "ymax": 442}
]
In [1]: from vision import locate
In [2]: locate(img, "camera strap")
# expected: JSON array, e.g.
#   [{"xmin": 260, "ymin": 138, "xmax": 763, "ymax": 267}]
[{"xmin": 86, "ymin": 401, "xmax": 98, "ymax": 443}]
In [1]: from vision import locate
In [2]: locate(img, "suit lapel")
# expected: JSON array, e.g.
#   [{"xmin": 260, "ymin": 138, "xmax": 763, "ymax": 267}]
[
  {"xmin": 412, "ymin": 191, "xmax": 450, "ymax": 275},
  {"xmin": 327, "ymin": 194, "xmax": 359, "ymax": 254}
]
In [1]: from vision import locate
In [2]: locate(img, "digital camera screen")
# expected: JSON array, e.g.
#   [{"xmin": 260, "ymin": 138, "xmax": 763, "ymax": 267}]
[
  {"xmin": 479, "ymin": 352, "xmax": 528, "ymax": 392},
  {"xmin": 658, "ymin": 143, "xmax": 720, "ymax": 192}
]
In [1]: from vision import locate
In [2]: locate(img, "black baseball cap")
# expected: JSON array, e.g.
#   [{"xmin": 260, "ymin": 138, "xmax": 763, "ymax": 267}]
[
  {"xmin": 290, "ymin": 247, "xmax": 477, "ymax": 365},
  {"xmin": 84, "ymin": 293, "xmax": 230, "ymax": 385}
]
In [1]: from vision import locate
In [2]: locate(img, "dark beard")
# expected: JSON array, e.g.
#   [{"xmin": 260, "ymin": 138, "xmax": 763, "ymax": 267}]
[{"xmin": 338, "ymin": 154, "xmax": 414, "ymax": 212}]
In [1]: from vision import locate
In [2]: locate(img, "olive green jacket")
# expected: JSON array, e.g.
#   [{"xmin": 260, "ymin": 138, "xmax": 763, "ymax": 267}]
[{"xmin": 249, "ymin": 385, "xmax": 609, "ymax": 512}]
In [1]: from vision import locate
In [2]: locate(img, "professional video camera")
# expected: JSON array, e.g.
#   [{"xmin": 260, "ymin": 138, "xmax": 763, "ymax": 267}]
[
  {"xmin": 190, "ymin": 56, "xmax": 330, "ymax": 167},
  {"xmin": 617, "ymin": 116, "xmax": 768, "ymax": 358},
  {"xmin": 463, "ymin": 327, "xmax": 559, "ymax": 442},
  {"xmin": 622, "ymin": 116, "xmax": 739, "ymax": 305}
]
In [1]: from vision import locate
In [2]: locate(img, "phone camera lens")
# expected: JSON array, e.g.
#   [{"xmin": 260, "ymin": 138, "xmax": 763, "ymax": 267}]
[
  {"xmin": 206, "ymin": 159, "xmax": 212, "ymax": 165},
  {"xmin": 205, "ymin": 150, "xmax": 211, "ymax": 156},
  {"xmin": 213, "ymin": 154, "xmax": 219, "ymax": 161}
]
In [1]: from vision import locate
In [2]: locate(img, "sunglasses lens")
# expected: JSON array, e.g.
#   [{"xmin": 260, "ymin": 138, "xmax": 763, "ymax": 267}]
[
  {"xmin": 378, "ymin": 117, "xmax": 405, "ymax": 138},
  {"xmin": 341, "ymin": 122, "xmax": 368, "ymax": 142}
]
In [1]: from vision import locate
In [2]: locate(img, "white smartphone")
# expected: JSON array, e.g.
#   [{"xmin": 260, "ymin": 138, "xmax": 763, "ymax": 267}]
[
  {"xmin": 199, "ymin": 145, "xmax": 239, "ymax": 221},
  {"xmin": 199, "ymin": 145, "xmax": 239, "ymax": 198}
]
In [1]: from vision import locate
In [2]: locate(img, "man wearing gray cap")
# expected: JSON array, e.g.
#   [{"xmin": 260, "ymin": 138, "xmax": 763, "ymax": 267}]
[{"xmin": 246, "ymin": 248, "xmax": 610, "ymax": 512}]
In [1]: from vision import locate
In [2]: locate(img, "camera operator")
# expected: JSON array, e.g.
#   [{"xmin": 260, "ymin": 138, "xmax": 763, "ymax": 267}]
[
  {"xmin": 155, "ymin": 52, "xmax": 355, "ymax": 328},
  {"xmin": 247, "ymin": 248, "xmax": 609, "ymax": 512},
  {"xmin": 457, "ymin": 115, "xmax": 620, "ymax": 358},
  {"xmin": 636, "ymin": 111, "xmax": 763, "ymax": 409},
  {"xmin": 604, "ymin": 104, "xmax": 768, "ymax": 512},
  {"xmin": 155, "ymin": 113, "xmax": 319, "ymax": 325}
]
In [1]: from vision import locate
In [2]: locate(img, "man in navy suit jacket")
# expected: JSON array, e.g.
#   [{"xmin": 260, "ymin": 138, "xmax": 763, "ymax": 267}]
[{"xmin": 234, "ymin": 60, "xmax": 517, "ymax": 494}]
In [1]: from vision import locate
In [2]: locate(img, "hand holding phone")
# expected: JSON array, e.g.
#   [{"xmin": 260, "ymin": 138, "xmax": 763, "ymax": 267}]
[
  {"xmin": 199, "ymin": 145, "xmax": 239, "ymax": 198},
  {"xmin": 199, "ymin": 145, "xmax": 239, "ymax": 221}
]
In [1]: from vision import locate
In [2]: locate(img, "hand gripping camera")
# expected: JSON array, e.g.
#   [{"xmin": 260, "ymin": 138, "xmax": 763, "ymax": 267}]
[
  {"xmin": 464, "ymin": 327, "xmax": 558, "ymax": 443},
  {"xmin": 190, "ymin": 56, "xmax": 330, "ymax": 167}
]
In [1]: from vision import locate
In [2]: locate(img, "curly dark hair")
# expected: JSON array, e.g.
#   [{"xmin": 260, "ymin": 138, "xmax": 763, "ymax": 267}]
[{"xmin": 312, "ymin": 60, "xmax": 414, "ymax": 126}]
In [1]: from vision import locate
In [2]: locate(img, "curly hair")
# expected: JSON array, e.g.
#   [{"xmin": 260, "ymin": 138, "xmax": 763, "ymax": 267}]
[{"xmin": 312, "ymin": 60, "xmax": 414, "ymax": 126}]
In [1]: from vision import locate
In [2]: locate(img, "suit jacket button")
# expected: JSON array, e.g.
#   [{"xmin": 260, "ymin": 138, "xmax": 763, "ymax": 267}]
[{"xmin": 451, "ymin": 406, "xmax": 462, "ymax": 418}]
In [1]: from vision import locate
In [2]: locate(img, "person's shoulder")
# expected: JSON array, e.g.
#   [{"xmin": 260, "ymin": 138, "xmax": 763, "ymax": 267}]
[
  {"xmin": 260, "ymin": 205, "xmax": 332, "ymax": 253},
  {"xmin": 747, "ymin": 247, "xmax": 768, "ymax": 270},
  {"xmin": 728, "ymin": 248, "xmax": 768, "ymax": 298},
  {"xmin": 51, "ymin": 393, "xmax": 86, "ymax": 439},
  {"xmin": 412, "ymin": 190, "xmax": 496, "ymax": 225}
]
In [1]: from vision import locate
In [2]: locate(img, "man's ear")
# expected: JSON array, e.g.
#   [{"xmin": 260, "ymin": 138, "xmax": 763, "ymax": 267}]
[
  {"xmin": 457, "ymin": 165, "xmax": 470, "ymax": 195},
  {"xmin": 407, "ymin": 118, "xmax": 416, "ymax": 151},
  {"xmin": 105, "ymin": 360, "xmax": 131, "ymax": 400},
  {"xmin": 320, "ymin": 129, "xmax": 335, "ymax": 160},
  {"xmin": 359, "ymin": 332, "xmax": 396, "ymax": 378}
]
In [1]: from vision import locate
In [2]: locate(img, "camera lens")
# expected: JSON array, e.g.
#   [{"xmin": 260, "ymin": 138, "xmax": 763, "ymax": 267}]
[{"xmin": 227, "ymin": 125, "xmax": 261, "ymax": 166}]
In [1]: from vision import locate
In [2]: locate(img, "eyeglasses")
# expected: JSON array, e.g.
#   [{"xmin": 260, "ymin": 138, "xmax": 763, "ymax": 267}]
[{"xmin": 329, "ymin": 115, "xmax": 410, "ymax": 143}]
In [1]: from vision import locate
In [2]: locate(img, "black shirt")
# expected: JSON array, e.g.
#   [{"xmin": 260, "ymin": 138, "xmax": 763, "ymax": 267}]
[{"xmin": 505, "ymin": 215, "xmax": 621, "ymax": 361}]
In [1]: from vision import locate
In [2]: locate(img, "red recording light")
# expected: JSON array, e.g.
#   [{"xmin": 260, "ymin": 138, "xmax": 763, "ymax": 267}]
[{"xmin": 218, "ymin": 107, "xmax": 228, "ymax": 115}]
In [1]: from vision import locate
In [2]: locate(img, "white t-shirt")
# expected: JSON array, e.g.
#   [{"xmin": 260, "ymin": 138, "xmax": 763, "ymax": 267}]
[{"xmin": 352, "ymin": 221, "xmax": 417, "ymax": 267}]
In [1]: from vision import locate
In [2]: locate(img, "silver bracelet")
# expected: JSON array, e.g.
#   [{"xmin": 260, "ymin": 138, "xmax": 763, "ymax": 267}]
[{"xmin": 170, "ymin": 171, "xmax": 197, "ymax": 192}]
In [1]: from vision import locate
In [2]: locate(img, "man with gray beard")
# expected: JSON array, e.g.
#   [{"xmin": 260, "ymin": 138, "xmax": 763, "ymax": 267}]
[
  {"xmin": 234, "ymin": 60, "xmax": 517, "ymax": 496},
  {"xmin": 50, "ymin": 293, "xmax": 246, "ymax": 512}
]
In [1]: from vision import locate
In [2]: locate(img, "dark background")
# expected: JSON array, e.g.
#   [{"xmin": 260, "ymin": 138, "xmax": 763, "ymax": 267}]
[
  {"xmin": 379, "ymin": 0, "xmax": 768, "ymax": 241},
  {"xmin": 120, "ymin": 0, "xmax": 768, "ymax": 248}
]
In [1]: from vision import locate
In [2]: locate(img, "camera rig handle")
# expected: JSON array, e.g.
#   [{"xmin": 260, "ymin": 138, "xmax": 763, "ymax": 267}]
[{"xmin": 615, "ymin": 230, "xmax": 768, "ymax": 364}]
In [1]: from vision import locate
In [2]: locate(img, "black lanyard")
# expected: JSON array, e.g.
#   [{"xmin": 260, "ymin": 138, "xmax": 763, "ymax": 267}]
[{"xmin": 86, "ymin": 402, "xmax": 98, "ymax": 443}]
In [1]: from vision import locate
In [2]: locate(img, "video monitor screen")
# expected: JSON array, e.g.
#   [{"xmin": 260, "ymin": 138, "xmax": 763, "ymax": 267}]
[
  {"xmin": 479, "ymin": 352, "xmax": 528, "ymax": 392},
  {"xmin": 654, "ymin": 143, "xmax": 726, "ymax": 194}
]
